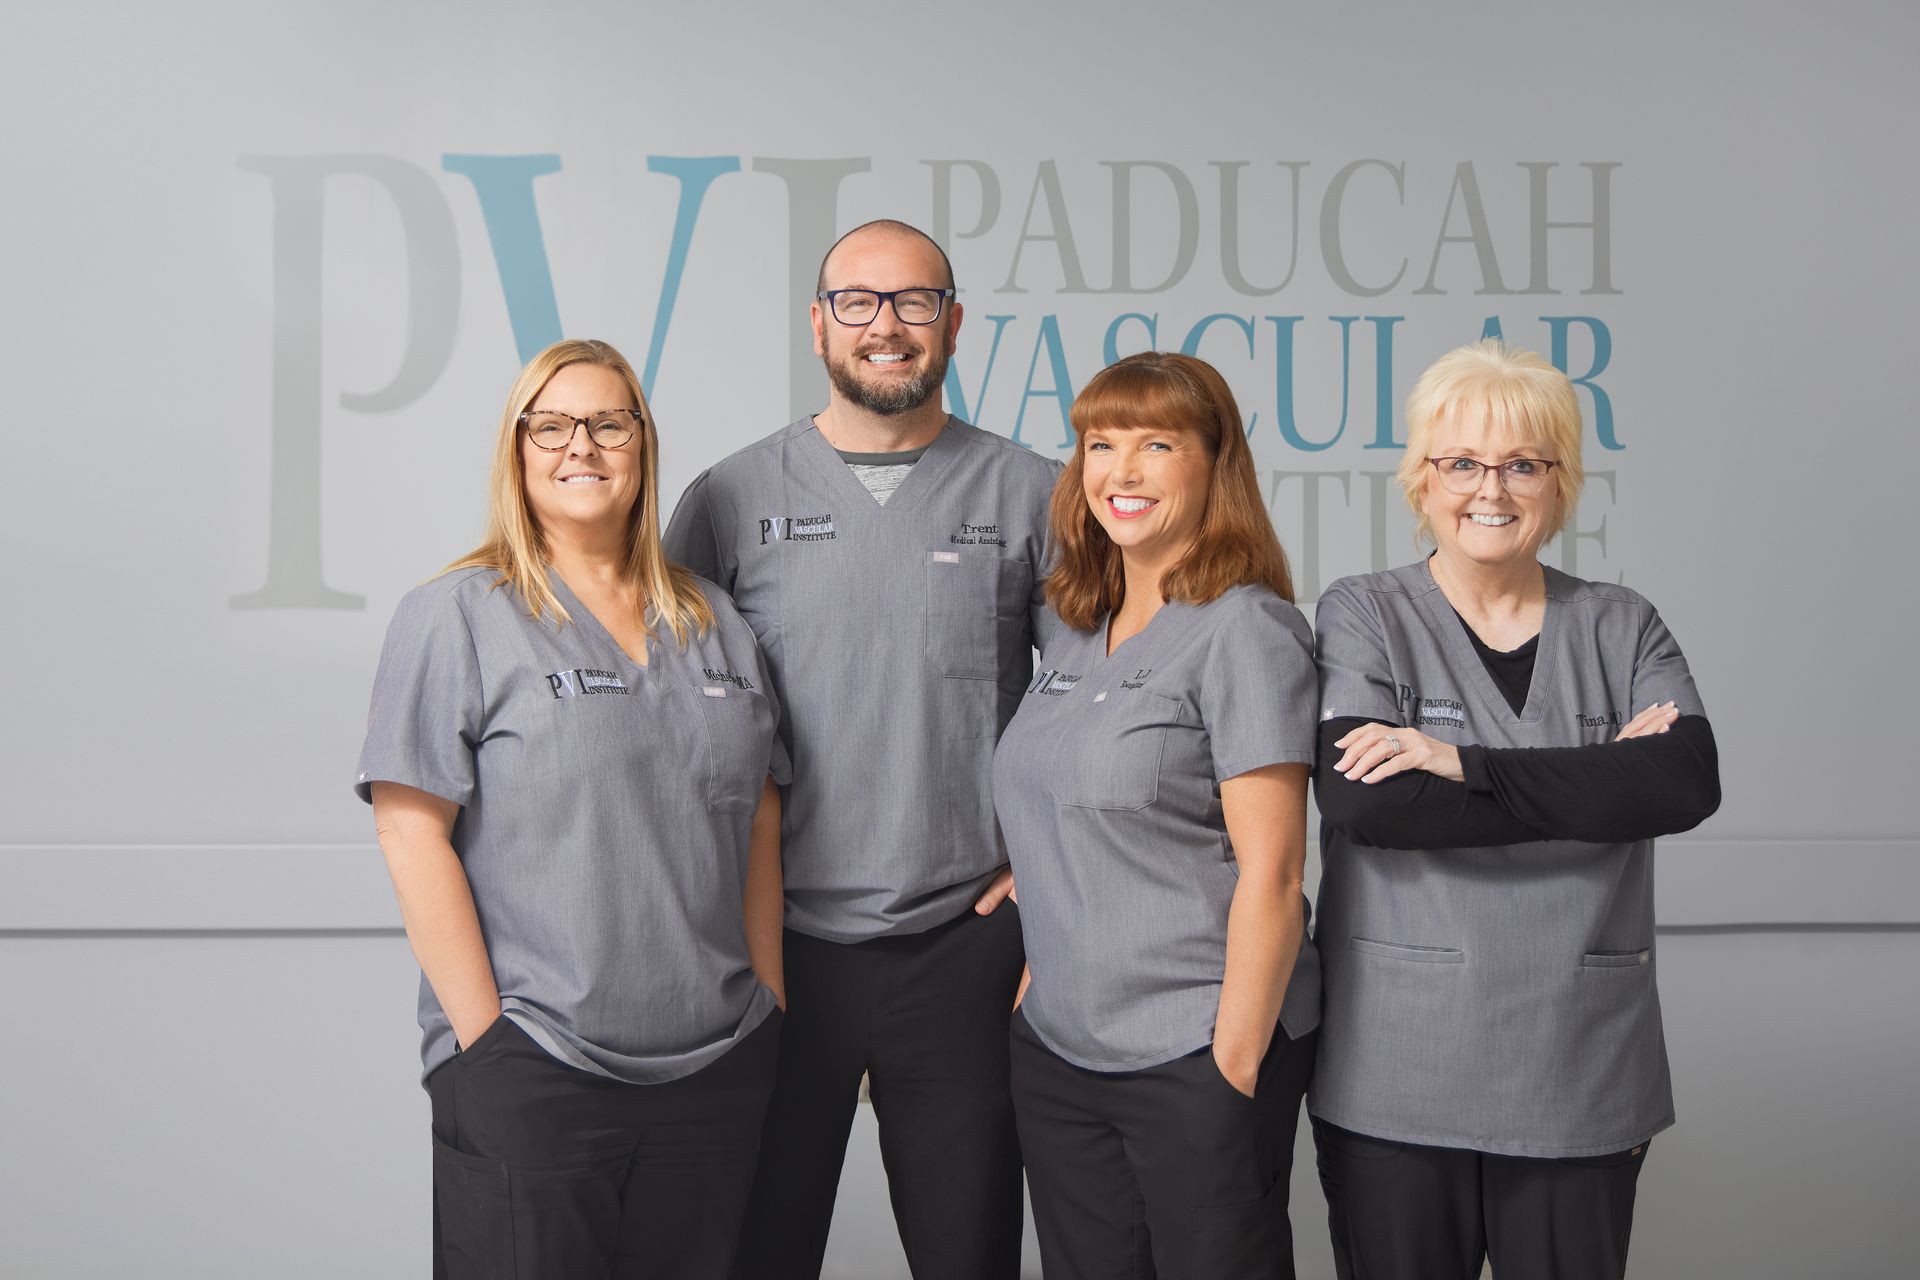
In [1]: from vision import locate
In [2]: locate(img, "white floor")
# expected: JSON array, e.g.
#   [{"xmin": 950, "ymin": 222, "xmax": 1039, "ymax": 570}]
[{"xmin": 1, "ymin": 929, "xmax": 1913, "ymax": 1277}]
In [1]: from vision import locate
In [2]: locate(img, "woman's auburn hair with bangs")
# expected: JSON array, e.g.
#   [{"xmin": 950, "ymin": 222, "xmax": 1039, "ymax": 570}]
[
  {"xmin": 1045, "ymin": 351, "xmax": 1294, "ymax": 632},
  {"xmin": 442, "ymin": 338, "xmax": 714, "ymax": 647}
]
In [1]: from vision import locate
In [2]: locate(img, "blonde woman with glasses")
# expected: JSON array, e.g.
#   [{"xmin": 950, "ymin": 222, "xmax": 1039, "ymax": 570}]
[
  {"xmin": 356, "ymin": 339, "xmax": 787, "ymax": 1278},
  {"xmin": 1310, "ymin": 339, "xmax": 1720, "ymax": 1280}
]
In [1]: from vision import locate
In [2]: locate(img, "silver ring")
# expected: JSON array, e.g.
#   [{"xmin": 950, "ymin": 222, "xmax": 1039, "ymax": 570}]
[{"xmin": 1384, "ymin": 734, "xmax": 1402, "ymax": 756}]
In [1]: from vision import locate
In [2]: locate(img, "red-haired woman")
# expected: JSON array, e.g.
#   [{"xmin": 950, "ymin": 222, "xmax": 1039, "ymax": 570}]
[{"xmin": 992, "ymin": 352, "xmax": 1321, "ymax": 1278}]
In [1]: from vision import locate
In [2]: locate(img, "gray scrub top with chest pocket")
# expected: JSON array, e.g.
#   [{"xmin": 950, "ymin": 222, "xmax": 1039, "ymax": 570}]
[
  {"xmin": 664, "ymin": 417, "xmax": 1060, "ymax": 943},
  {"xmin": 1310, "ymin": 560, "xmax": 1707, "ymax": 1158},
  {"xmin": 991, "ymin": 586, "xmax": 1322, "ymax": 1072},
  {"xmin": 355, "ymin": 568, "xmax": 788, "ymax": 1084}
]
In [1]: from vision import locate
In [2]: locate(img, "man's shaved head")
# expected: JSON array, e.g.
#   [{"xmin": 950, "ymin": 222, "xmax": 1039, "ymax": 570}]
[{"xmin": 816, "ymin": 219, "xmax": 956, "ymax": 293}]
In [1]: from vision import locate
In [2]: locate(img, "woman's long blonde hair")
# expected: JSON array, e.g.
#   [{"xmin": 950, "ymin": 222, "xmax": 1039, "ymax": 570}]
[{"xmin": 444, "ymin": 338, "xmax": 713, "ymax": 645}]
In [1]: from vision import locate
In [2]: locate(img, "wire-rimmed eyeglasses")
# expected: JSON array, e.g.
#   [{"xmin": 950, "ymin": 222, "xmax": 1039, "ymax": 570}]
[{"xmin": 1427, "ymin": 456, "xmax": 1560, "ymax": 495}]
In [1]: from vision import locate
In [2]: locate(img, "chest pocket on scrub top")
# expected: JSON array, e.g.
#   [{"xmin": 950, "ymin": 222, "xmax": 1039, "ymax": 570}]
[
  {"xmin": 1054, "ymin": 690, "xmax": 1179, "ymax": 811},
  {"xmin": 925, "ymin": 550, "xmax": 1002, "ymax": 679},
  {"xmin": 693, "ymin": 683, "xmax": 776, "ymax": 814}
]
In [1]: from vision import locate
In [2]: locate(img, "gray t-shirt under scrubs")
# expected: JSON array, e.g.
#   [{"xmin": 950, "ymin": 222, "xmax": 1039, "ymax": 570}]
[
  {"xmin": 665, "ymin": 417, "xmax": 1060, "ymax": 943},
  {"xmin": 355, "ymin": 568, "xmax": 787, "ymax": 1084},
  {"xmin": 991, "ymin": 586, "xmax": 1322, "ymax": 1072},
  {"xmin": 1311, "ymin": 560, "xmax": 1706, "ymax": 1157}
]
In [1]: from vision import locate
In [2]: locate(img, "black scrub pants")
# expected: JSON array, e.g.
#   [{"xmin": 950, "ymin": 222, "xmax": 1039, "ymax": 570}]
[
  {"xmin": 1312, "ymin": 1117, "xmax": 1650, "ymax": 1280},
  {"xmin": 730, "ymin": 903, "xmax": 1026, "ymax": 1280},
  {"xmin": 1011, "ymin": 1008, "xmax": 1318, "ymax": 1280},
  {"xmin": 428, "ymin": 1010, "xmax": 780, "ymax": 1280}
]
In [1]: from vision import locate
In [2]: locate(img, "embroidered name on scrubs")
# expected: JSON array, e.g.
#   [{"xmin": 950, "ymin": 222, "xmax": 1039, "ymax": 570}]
[
  {"xmin": 357, "ymin": 568, "xmax": 789, "ymax": 1086},
  {"xmin": 757, "ymin": 513, "xmax": 836, "ymax": 544},
  {"xmin": 1310, "ymin": 561, "xmax": 1709, "ymax": 1156},
  {"xmin": 990, "ymin": 585, "xmax": 1322, "ymax": 1072},
  {"xmin": 1029, "ymin": 669, "xmax": 1081, "ymax": 696},
  {"xmin": 701, "ymin": 667, "xmax": 756, "ymax": 690},
  {"xmin": 949, "ymin": 520, "xmax": 1005, "ymax": 546},
  {"xmin": 547, "ymin": 668, "xmax": 629, "ymax": 698},
  {"xmin": 662, "ymin": 415, "xmax": 1061, "ymax": 942}
]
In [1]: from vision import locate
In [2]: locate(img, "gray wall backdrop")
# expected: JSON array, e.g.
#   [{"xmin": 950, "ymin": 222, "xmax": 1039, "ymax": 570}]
[{"xmin": 3, "ymin": 2, "xmax": 1916, "ymax": 1276}]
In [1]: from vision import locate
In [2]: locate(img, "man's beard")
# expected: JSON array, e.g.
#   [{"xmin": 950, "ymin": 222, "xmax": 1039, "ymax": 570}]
[{"xmin": 824, "ymin": 339, "xmax": 951, "ymax": 416}]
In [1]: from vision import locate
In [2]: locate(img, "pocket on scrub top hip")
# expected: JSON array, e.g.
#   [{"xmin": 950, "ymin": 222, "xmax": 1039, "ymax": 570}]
[
  {"xmin": 1579, "ymin": 948, "xmax": 1652, "ymax": 969},
  {"xmin": 1348, "ymin": 937, "xmax": 1467, "ymax": 965},
  {"xmin": 925, "ymin": 550, "xmax": 1002, "ymax": 679}
]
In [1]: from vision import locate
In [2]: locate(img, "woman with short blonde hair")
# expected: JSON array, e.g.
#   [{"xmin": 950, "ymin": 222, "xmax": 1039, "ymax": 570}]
[
  {"xmin": 1394, "ymin": 338, "xmax": 1586, "ymax": 545},
  {"xmin": 1311, "ymin": 339, "xmax": 1720, "ymax": 1280}
]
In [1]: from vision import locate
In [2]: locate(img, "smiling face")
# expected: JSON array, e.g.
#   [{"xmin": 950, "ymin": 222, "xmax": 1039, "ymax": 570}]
[
  {"xmin": 1421, "ymin": 409, "xmax": 1559, "ymax": 575},
  {"xmin": 811, "ymin": 228, "xmax": 960, "ymax": 416},
  {"xmin": 1080, "ymin": 423, "xmax": 1215, "ymax": 571},
  {"xmin": 519, "ymin": 362, "xmax": 643, "ymax": 541}
]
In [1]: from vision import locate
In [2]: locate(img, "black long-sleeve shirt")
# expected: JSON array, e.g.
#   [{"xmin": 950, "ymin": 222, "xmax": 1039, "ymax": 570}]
[{"xmin": 1314, "ymin": 613, "xmax": 1721, "ymax": 849}]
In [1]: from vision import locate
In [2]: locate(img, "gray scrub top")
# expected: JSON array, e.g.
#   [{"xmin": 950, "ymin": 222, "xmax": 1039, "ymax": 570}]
[
  {"xmin": 665, "ymin": 417, "xmax": 1059, "ymax": 943},
  {"xmin": 991, "ymin": 586, "xmax": 1322, "ymax": 1072},
  {"xmin": 355, "ymin": 568, "xmax": 787, "ymax": 1084},
  {"xmin": 1311, "ymin": 560, "xmax": 1706, "ymax": 1157}
]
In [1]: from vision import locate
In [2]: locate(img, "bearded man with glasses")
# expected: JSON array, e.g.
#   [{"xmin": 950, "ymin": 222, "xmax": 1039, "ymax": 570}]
[{"xmin": 666, "ymin": 219, "xmax": 1058, "ymax": 1279}]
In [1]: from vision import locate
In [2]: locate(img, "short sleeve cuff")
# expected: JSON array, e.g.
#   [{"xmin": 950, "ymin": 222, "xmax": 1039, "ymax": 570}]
[
  {"xmin": 353, "ymin": 747, "xmax": 476, "ymax": 807},
  {"xmin": 1629, "ymin": 684, "xmax": 1706, "ymax": 720},
  {"xmin": 1214, "ymin": 747, "xmax": 1316, "ymax": 786},
  {"xmin": 1318, "ymin": 702, "xmax": 1401, "ymax": 725}
]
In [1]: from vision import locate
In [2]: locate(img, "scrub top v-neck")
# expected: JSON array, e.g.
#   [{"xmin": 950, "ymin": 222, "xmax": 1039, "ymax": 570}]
[
  {"xmin": 1310, "ymin": 560, "xmax": 1707, "ymax": 1158},
  {"xmin": 552, "ymin": 574, "xmax": 653, "ymax": 670},
  {"xmin": 356, "ymin": 567, "xmax": 788, "ymax": 1084},
  {"xmin": 991, "ymin": 585, "xmax": 1321, "ymax": 1072},
  {"xmin": 665, "ymin": 417, "xmax": 1061, "ymax": 943},
  {"xmin": 839, "ymin": 444, "xmax": 928, "ymax": 506}
]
